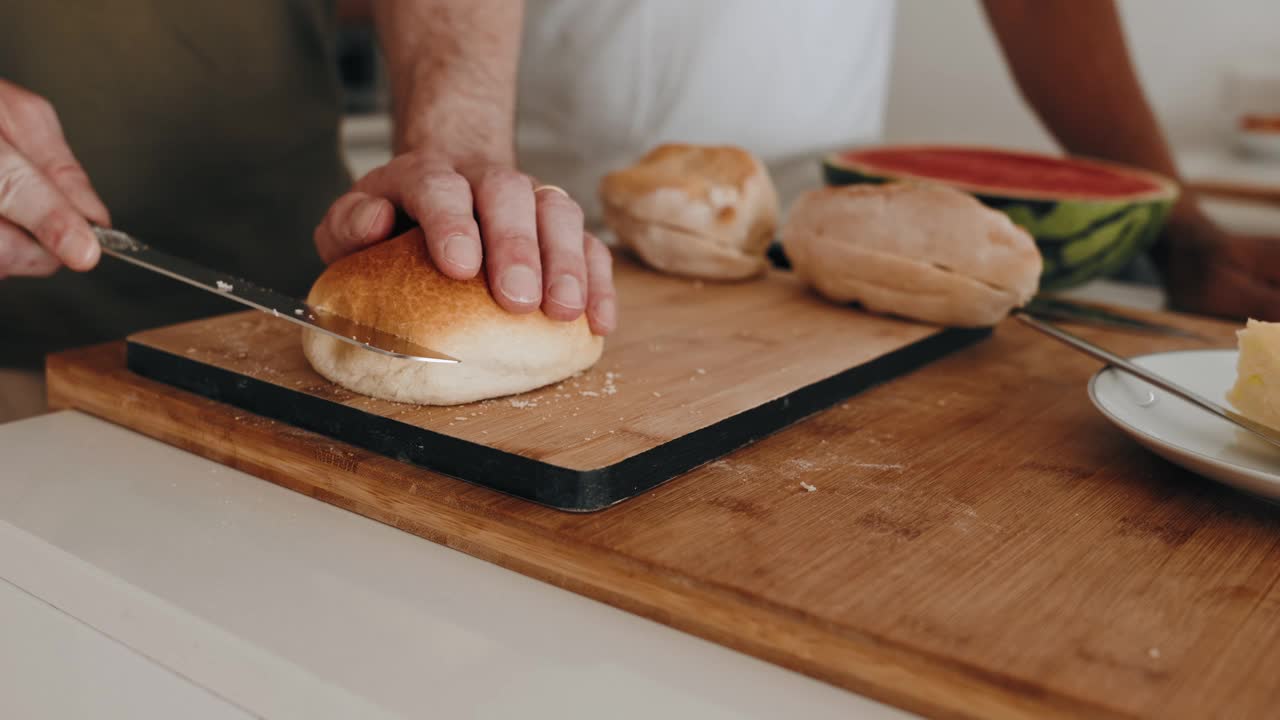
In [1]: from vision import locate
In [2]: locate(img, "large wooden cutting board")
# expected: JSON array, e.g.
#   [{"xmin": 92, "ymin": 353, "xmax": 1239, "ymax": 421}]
[
  {"xmin": 48, "ymin": 305, "xmax": 1280, "ymax": 719},
  {"xmin": 120, "ymin": 258, "xmax": 984, "ymax": 510}
]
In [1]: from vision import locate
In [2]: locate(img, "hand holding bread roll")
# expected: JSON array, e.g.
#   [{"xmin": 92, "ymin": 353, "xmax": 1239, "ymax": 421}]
[
  {"xmin": 303, "ymin": 229, "xmax": 604, "ymax": 405},
  {"xmin": 782, "ymin": 183, "xmax": 1042, "ymax": 327},
  {"xmin": 599, "ymin": 143, "xmax": 778, "ymax": 280}
]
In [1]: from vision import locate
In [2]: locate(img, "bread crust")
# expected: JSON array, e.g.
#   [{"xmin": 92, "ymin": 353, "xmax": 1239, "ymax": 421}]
[
  {"xmin": 782, "ymin": 183, "xmax": 1042, "ymax": 327},
  {"xmin": 599, "ymin": 143, "xmax": 778, "ymax": 280},
  {"xmin": 302, "ymin": 230, "xmax": 603, "ymax": 405}
]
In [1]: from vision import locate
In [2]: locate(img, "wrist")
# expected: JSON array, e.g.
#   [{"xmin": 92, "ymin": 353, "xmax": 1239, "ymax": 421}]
[
  {"xmin": 395, "ymin": 120, "xmax": 515, "ymax": 171},
  {"xmin": 1150, "ymin": 192, "xmax": 1215, "ymax": 270},
  {"xmin": 390, "ymin": 75, "xmax": 515, "ymax": 167}
]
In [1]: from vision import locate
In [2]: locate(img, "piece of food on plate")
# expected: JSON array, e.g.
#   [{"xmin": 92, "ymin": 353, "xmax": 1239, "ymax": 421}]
[
  {"xmin": 599, "ymin": 143, "xmax": 778, "ymax": 280},
  {"xmin": 781, "ymin": 183, "xmax": 1042, "ymax": 327},
  {"xmin": 823, "ymin": 145, "xmax": 1178, "ymax": 291},
  {"xmin": 1227, "ymin": 319, "xmax": 1280, "ymax": 430},
  {"xmin": 302, "ymin": 230, "xmax": 603, "ymax": 405}
]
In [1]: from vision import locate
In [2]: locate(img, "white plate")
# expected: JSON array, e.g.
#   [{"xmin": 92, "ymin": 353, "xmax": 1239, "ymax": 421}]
[{"xmin": 1089, "ymin": 349, "xmax": 1280, "ymax": 501}]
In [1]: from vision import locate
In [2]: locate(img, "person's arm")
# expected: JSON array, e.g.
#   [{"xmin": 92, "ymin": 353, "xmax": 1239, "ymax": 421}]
[
  {"xmin": 314, "ymin": 0, "xmax": 616, "ymax": 335},
  {"xmin": 982, "ymin": 0, "xmax": 1280, "ymax": 320}
]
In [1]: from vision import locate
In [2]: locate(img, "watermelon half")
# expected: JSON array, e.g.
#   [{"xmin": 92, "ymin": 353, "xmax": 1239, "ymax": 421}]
[{"xmin": 822, "ymin": 146, "xmax": 1179, "ymax": 291}]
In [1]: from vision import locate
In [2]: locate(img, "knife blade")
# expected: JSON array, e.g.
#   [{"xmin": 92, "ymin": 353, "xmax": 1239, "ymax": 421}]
[
  {"xmin": 94, "ymin": 226, "xmax": 459, "ymax": 363},
  {"xmin": 1021, "ymin": 296, "xmax": 1210, "ymax": 342}
]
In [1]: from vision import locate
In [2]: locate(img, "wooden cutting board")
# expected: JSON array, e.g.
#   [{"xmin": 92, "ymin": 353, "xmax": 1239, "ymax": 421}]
[
  {"xmin": 119, "ymin": 258, "xmax": 984, "ymax": 510},
  {"xmin": 47, "ymin": 305, "xmax": 1280, "ymax": 719}
]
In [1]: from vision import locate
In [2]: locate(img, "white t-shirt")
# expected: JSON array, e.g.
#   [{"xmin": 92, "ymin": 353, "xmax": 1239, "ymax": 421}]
[{"xmin": 516, "ymin": 0, "xmax": 897, "ymax": 225}]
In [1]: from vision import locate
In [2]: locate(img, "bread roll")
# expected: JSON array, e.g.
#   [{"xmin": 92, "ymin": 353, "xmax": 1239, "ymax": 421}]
[
  {"xmin": 599, "ymin": 143, "xmax": 778, "ymax": 280},
  {"xmin": 302, "ymin": 230, "xmax": 604, "ymax": 405},
  {"xmin": 782, "ymin": 183, "xmax": 1042, "ymax": 327}
]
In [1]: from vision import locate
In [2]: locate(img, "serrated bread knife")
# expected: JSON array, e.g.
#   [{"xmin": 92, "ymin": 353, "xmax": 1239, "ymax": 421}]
[{"xmin": 94, "ymin": 226, "xmax": 459, "ymax": 363}]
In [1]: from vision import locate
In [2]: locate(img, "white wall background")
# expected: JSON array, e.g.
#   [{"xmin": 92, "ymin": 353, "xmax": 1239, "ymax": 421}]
[{"xmin": 885, "ymin": 0, "xmax": 1280, "ymax": 152}]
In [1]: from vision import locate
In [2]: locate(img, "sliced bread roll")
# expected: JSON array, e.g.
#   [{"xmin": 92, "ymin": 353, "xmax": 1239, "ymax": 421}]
[
  {"xmin": 302, "ymin": 230, "xmax": 604, "ymax": 405},
  {"xmin": 599, "ymin": 143, "xmax": 779, "ymax": 280},
  {"xmin": 782, "ymin": 183, "xmax": 1042, "ymax": 327}
]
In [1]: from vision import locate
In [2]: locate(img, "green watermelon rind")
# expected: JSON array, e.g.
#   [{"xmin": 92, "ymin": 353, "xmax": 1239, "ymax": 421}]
[
  {"xmin": 1059, "ymin": 204, "xmax": 1153, "ymax": 268},
  {"xmin": 822, "ymin": 155, "xmax": 1178, "ymax": 291}
]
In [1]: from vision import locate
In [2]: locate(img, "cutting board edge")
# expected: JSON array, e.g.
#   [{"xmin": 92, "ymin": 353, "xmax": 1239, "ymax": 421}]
[{"xmin": 123, "ymin": 325, "xmax": 990, "ymax": 512}]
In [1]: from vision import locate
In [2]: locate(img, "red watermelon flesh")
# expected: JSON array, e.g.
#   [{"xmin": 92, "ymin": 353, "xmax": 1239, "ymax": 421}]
[{"xmin": 833, "ymin": 146, "xmax": 1171, "ymax": 200}]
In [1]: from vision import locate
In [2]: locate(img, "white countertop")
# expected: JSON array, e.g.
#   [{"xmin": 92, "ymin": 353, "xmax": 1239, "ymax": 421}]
[{"xmin": 0, "ymin": 411, "xmax": 912, "ymax": 720}]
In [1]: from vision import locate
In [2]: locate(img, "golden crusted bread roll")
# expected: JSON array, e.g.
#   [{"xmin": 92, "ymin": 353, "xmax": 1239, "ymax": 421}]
[
  {"xmin": 599, "ymin": 143, "xmax": 778, "ymax": 280},
  {"xmin": 782, "ymin": 183, "xmax": 1042, "ymax": 327},
  {"xmin": 302, "ymin": 230, "xmax": 603, "ymax": 405}
]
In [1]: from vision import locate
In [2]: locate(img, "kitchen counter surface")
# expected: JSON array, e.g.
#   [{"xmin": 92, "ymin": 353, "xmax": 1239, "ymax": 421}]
[{"xmin": 0, "ymin": 410, "xmax": 910, "ymax": 719}]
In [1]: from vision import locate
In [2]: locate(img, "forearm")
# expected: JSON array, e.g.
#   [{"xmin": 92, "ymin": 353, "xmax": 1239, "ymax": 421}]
[
  {"xmin": 373, "ymin": 0, "xmax": 523, "ymax": 165},
  {"xmin": 982, "ymin": 0, "xmax": 1202, "ymax": 228}
]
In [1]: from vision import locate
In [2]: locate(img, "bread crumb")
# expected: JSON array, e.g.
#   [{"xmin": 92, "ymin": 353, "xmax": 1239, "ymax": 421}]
[
  {"xmin": 800, "ymin": 482, "xmax": 817, "ymax": 492},
  {"xmin": 652, "ymin": 391, "xmax": 662, "ymax": 398},
  {"xmin": 854, "ymin": 462, "xmax": 905, "ymax": 472},
  {"xmin": 294, "ymin": 308, "xmax": 304, "ymax": 316},
  {"xmin": 580, "ymin": 390, "xmax": 600, "ymax": 397},
  {"xmin": 454, "ymin": 416, "xmax": 467, "ymax": 422},
  {"xmin": 1148, "ymin": 647, "xmax": 1161, "ymax": 659},
  {"xmin": 215, "ymin": 280, "xmax": 233, "ymax": 292},
  {"xmin": 509, "ymin": 398, "xmax": 538, "ymax": 409},
  {"xmin": 696, "ymin": 368, "xmax": 707, "ymax": 375}
]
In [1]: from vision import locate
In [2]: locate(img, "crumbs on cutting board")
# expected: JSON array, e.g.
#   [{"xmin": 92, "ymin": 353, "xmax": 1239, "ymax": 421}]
[{"xmin": 800, "ymin": 482, "xmax": 818, "ymax": 492}]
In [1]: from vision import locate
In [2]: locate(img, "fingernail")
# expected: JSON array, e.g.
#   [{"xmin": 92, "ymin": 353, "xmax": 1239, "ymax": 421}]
[
  {"xmin": 499, "ymin": 264, "xmax": 540, "ymax": 304},
  {"xmin": 443, "ymin": 234, "xmax": 480, "ymax": 271},
  {"xmin": 71, "ymin": 229, "xmax": 99, "ymax": 268},
  {"xmin": 354, "ymin": 199, "xmax": 383, "ymax": 237},
  {"xmin": 595, "ymin": 297, "xmax": 617, "ymax": 332},
  {"xmin": 547, "ymin": 274, "xmax": 583, "ymax": 309}
]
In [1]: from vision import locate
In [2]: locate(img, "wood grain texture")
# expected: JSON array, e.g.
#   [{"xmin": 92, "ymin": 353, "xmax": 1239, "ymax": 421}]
[
  {"xmin": 125, "ymin": 259, "xmax": 945, "ymax": 471},
  {"xmin": 1185, "ymin": 179, "xmax": 1280, "ymax": 208},
  {"xmin": 47, "ymin": 308, "xmax": 1280, "ymax": 719},
  {"xmin": 118, "ymin": 258, "xmax": 981, "ymax": 509}
]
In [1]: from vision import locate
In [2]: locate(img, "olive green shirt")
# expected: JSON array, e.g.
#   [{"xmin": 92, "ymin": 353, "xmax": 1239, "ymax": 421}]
[{"xmin": 0, "ymin": 2, "xmax": 352, "ymax": 368}]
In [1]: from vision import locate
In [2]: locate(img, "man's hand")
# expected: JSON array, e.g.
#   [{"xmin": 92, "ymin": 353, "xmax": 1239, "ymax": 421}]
[
  {"xmin": 0, "ymin": 79, "xmax": 108, "ymax": 279},
  {"xmin": 1158, "ymin": 213, "xmax": 1280, "ymax": 321},
  {"xmin": 318, "ymin": 0, "xmax": 616, "ymax": 335},
  {"xmin": 314, "ymin": 151, "xmax": 617, "ymax": 335}
]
